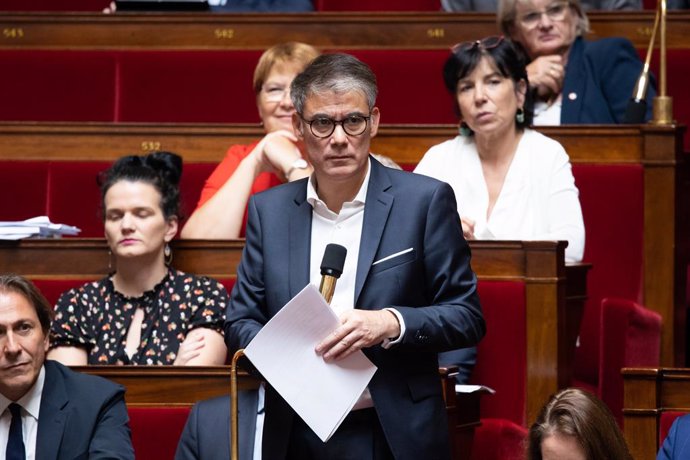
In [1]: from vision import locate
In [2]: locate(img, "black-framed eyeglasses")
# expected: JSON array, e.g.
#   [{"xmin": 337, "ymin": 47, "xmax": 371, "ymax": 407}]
[
  {"xmin": 451, "ymin": 35, "xmax": 505, "ymax": 54},
  {"xmin": 299, "ymin": 114, "xmax": 371, "ymax": 138}
]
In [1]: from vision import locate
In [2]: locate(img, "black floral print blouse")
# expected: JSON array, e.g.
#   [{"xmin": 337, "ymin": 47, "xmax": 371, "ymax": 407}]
[{"xmin": 49, "ymin": 268, "xmax": 228, "ymax": 365}]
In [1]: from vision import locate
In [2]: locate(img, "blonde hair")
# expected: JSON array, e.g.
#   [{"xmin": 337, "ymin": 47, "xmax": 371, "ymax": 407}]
[
  {"xmin": 252, "ymin": 42, "xmax": 320, "ymax": 95},
  {"xmin": 497, "ymin": 0, "xmax": 590, "ymax": 39}
]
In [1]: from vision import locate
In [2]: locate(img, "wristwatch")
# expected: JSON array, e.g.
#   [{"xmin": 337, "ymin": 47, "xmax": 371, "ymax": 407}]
[{"xmin": 286, "ymin": 158, "xmax": 309, "ymax": 180}]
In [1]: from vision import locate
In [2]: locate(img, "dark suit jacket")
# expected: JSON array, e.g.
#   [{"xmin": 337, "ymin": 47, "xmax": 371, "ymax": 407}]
[
  {"xmin": 175, "ymin": 391, "xmax": 260, "ymax": 460},
  {"xmin": 35, "ymin": 360, "xmax": 133, "ymax": 460},
  {"xmin": 561, "ymin": 36, "xmax": 656, "ymax": 124},
  {"xmin": 658, "ymin": 414, "xmax": 690, "ymax": 459},
  {"xmin": 225, "ymin": 157, "xmax": 485, "ymax": 460}
]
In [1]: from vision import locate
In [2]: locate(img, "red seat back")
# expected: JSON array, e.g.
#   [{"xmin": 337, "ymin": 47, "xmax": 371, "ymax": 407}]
[
  {"xmin": 0, "ymin": 161, "xmax": 49, "ymax": 221},
  {"xmin": 469, "ymin": 281, "xmax": 527, "ymax": 426},
  {"xmin": 572, "ymin": 164, "xmax": 644, "ymax": 389},
  {"xmin": 116, "ymin": 51, "xmax": 263, "ymax": 123},
  {"xmin": 0, "ymin": 51, "xmax": 116, "ymax": 122},
  {"xmin": 128, "ymin": 407, "xmax": 190, "ymax": 460},
  {"xmin": 316, "ymin": 0, "xmax": 441, "ymax": 10},
  {"xmin": 469, "ymin": 418, "xmax": 527, "ymax": 460},
  {"xmin": 599, "ymin": 297, "xmax": 661, "ymax": 425}
]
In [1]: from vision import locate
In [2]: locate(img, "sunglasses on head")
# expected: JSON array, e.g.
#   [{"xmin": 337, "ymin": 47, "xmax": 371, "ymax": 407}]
[{"xmin": 451, "ymin": 36, "xmax": 505, "ymax": 54}]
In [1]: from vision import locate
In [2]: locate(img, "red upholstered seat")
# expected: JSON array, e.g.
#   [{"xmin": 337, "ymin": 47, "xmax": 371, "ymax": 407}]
[
  {"xmin": 469, "ymin": 418, "xmax": 527, "ymax": 460},
  {"xmin": 116, "ymin": 51, "xmax": 263, "ymax": 123},
  {"xmin": 47, "ymin": 162, "xmax": 110, "ymax": 238},
  {"xmin": 599, "ymin": 297, "xmax": 661, "ymax": 425},
  {"xmin": 572, "ymin": 165, "xmax": 644, "ymax": 392},
  {"xmin": 179, "ymin": 163, "xmax": 218, "ymax": 220},
  {"xmin": 0, "ymin": 51, "xmax": 117, "ymax": 122},
  {"xmin": 469, "ymin": 281, "xmax": 527, "ymax": 426},
  {"xmin": 659, "ymin": 411, "xmax": 688, "ymax": 446},
  {"xmin": 316, "ymin": 0, "xmax": 441, "ymax": 11},
  {"xmin": 33, "ymin": 278, "xmax": 97, "ymax": 306},
  {"xmin": 128, "ymin": 407, "xmax": 190, "ymax": 460},
  {"xmin": 0, "ymin": 161, "xmax": 49, "ymax": 221},
  {"xmin": 346, "ymin": 50, "xmax": 456, "ymax": 125}
]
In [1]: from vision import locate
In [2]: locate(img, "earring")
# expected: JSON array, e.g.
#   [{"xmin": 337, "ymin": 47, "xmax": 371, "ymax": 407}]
[
  {"xmin": 164, "ymin": 243, "xmax": 173, "ymax": 266},
  {"xmin": 458, "ymin": 122, "xmax": 472, "ymax": 137},
  {"xmin": 516, "ymin": 107, "xmax": 525, "ymax": 124}
]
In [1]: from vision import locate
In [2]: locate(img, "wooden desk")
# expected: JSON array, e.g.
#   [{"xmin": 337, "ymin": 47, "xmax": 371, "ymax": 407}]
[
  {"xmin": 623, "ymin": 367, "xmax": 690, "ymax": 460},
  {"xmin": 74, "ymin": 365, "xmax": 479, "ymax": 460},
  {"xmin": 0, "ymin": 11, "xmax": 688, "ymax": 50},
  {"xmin": 0, "ymin": 238, "xmax": 586, "ymax": 424}
]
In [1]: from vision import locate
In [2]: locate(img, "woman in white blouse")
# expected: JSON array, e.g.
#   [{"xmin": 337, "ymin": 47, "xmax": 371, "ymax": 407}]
[{"xmin": 415, "ymin": 36, "xmax": 584, "ymax": 263}]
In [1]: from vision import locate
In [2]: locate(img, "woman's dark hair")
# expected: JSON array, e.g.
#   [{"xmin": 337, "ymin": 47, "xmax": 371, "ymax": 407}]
[
  {"xmin": 527, "ymin": 388, "xmax": 633, "ymax": 460},
  {"xmin": 443, "ymin": 37, "xmax": 534, "ymax": 131},
  {"xmin": 98, "ymin": 151, "xmax": 183, "ymax": 220}
]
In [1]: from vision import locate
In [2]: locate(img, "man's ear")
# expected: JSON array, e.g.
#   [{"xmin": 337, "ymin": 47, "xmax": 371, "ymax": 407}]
[
  {"xmin": 292, "ymin": 112, "xmax": 304, "ymax": 141},
  {"xmin": 369, "ymin": 107, "xmax": 380, "ymax": 138}
]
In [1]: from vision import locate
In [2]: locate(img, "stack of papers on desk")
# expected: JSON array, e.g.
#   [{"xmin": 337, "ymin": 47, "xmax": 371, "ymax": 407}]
[{"xmin": 0, "ymin": 216, "xmax": 81, "ymax": 240}]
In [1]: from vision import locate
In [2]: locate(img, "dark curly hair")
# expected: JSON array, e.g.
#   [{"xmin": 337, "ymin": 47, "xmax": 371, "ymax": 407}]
[
  {"xmin": 443, "ymin": 37, "xmax": 534, "ymax": 132},
  {"xmin": 98, "ymin": 151, "xmax": 183, "ymax": 220}
]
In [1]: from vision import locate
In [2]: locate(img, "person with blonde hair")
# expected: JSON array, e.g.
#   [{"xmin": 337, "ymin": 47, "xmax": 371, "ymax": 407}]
[
  {"xmin": 498, "ymin": 0, "xmax": 654, "ymax": 124},
  {"xmin": 182, "ymin": 42, "xmax": 319, "ymax": 239},
  {"xmin": 528, "ymin": 388, "xmax": 633, "ymax": 460}
]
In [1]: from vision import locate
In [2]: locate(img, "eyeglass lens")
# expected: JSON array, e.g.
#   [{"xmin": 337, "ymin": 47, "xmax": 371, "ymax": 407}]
[
  {"xmin": 520, "ymin": 2, "xmax": 569, "ymax": 28},
  {"xmin": 262, "ymin": 86, "xmax": 289, "ymax": 102},
  {"xmin": 308, "ymin": 115, "xmax": 369, "ymax": 138}
]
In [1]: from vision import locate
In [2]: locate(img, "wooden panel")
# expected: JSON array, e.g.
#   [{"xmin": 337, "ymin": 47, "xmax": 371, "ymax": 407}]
[
  {"xmin": 0, "ymin": 12, "xmax": 689, "ymax": 50},
  {"xmin": 0, "ymin": 238, "xmax": 585, "ymax": 425},
  {"xmin": 0, "ymin": 122, "xmax": 651, "ymax": 164},
  {"xmin": 74, "ymin": 364, "xmax": 477, "ymax": 460},
  {"xmin": 623, "ymin": 368, "xmax": 690, "ymax": 460},
  {"xmin": 0, "ymin": 123, "xmax": 685, "ymax": 366}
]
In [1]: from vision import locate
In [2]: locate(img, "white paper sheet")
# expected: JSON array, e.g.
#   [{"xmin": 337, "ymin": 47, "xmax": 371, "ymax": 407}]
[{"xmin": 244, "ymin": 284, "xmax": 377, "ymax": 442}]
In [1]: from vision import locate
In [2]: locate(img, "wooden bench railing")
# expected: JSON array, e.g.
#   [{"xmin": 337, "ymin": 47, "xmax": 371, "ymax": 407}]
[
  {"xmin": 0, "ymin": 11, "xmax": 689, "ymax": 50},
  {"xmin": 2, "ymin": 238, "xmax": 586, "ymax": 424},
  {"xmin": 623, "ymin": 367, "xmax": 690, "ymax": 459},
  {"xmin": 0, "ymin": 122, "xmax": 685, "ymax": 371},
  {"xmin": 72, "ymin": 364, "xmax": 479, "ymax": 460}
]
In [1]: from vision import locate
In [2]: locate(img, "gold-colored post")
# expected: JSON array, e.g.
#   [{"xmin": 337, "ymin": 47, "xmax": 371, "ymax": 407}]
[
  {"xmin": 319, "ymin": 276, "xmax": 337, "ymax": 304},
  {"xmin": 652, "ymin": 0, "xmax": 674, "ymax": 124},
  {"xmin": 230, "ymin": 349, "xmax": 245, "ymax": 460}
]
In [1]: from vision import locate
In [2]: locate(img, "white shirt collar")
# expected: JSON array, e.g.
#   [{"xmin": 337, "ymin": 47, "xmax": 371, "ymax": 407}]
[
  {"xmin": 306, "ymin": 157, "xmax": 371, "ymax": 216},
  {"xmin": 0, "ymin": 365, "xmax": 45, "ymax": 421}
]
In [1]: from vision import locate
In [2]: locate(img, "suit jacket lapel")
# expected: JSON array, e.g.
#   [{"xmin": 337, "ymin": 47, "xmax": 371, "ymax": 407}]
[
  {"xmin": 288, "ymin": 183, "xmax": 312, "ymax": 299},
  {"xmin": 36, "ymin": 362, "xmax": 68, "ymax": 460},
  {"xmin": 355, "ymin": 159, "xmax": 394, "ymax": 305},
  {"xmin": 561, "ymin": 37, "xmax": 586, "ymax": 124}
]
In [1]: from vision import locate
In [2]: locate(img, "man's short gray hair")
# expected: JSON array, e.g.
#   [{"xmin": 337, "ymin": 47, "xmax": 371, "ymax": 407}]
[{"xmin": 290, "ymin": 53, "xmax": 378, "ymax": 114}]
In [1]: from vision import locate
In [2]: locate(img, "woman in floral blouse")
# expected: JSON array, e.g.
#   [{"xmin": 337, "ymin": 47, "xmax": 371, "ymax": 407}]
[{"xmin": 48, "ymin": 152, "xmax": 228, "ymax": 365}]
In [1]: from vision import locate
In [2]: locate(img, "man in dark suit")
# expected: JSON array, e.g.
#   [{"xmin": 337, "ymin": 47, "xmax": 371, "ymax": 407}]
[
  {"xmin": 0, "ymin": 274, "xmax": 134, "ymax": 460},
  {"xmin": 175, "ymin": 390, "xmax": 261, "ymax": 460},
  {"xmin": 225, "ymin": 53, "xmax": 485, "ymax": 460}
]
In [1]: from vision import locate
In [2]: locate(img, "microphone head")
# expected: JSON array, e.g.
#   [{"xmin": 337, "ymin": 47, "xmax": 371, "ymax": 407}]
[{"xmin": 320, "ymin": 244, "xmax": 347, "ymax": 279}]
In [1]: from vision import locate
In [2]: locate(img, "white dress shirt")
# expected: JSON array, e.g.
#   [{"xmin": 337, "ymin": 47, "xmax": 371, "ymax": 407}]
[
  {"xmin": 0, "ymin": 365, "xmax": 45, "ymax": 460},
  {"xmin": 306, "ymin": 158, "xmax": 405, "ymax": 410},
  {"xmin": 415, "ymin": 129, "xmax": 585, "ymax": 262}
]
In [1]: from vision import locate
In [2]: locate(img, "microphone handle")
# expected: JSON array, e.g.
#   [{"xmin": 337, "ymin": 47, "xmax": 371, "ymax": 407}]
[{"xmin": 319, "ymin": 275, "xmax": 337, "ymax": 304}]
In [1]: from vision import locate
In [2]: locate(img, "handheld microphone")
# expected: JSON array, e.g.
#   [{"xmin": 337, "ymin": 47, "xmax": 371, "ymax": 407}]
[
  {"xmin": 319, "ymin": 244, "xmax": 347, "ymax": 305},
  {"xmin": 623, "ymin": 4, "xmax": 660, "ymax": 124}
]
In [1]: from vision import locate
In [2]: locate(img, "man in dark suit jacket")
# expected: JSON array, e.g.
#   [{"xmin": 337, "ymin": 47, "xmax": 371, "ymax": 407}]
[
  {"xmin": 225, "ymin": 53, "xmax": 485, "ymax": 460},
  {"xmin": 0, "ymin": 274, "xmax": 134, "ymax": 460},
  {"xmin": 175, "ymin": 390, "xmax": 260, "ymax": 460}
]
